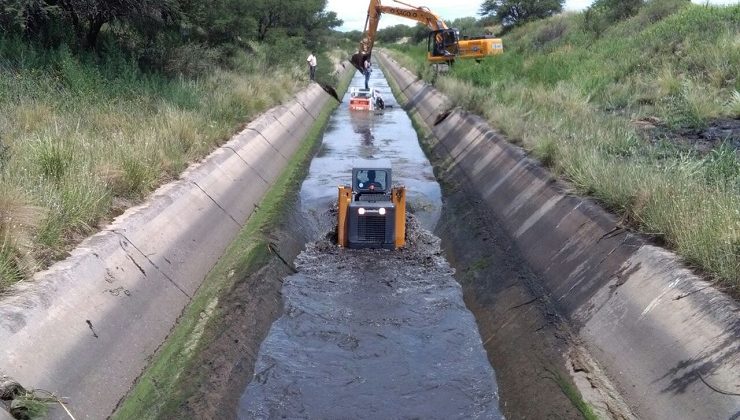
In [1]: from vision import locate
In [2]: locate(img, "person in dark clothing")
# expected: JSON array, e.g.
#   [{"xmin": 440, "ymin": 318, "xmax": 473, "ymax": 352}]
[{"xmin": 363, "ymin": 58, "xmax": 372, "ymax": 90}]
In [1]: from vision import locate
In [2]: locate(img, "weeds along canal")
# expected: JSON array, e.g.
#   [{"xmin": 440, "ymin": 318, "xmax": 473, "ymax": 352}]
[{"xmin": 175, "ymin": 68, "xmax": 600, "ymax": 419}]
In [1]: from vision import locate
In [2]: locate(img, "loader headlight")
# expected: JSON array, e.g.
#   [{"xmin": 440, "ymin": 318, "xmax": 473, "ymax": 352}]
[
  {"xmin": 378, "ymin": 208, "xmax": 386, "ymax": 215},
  {"xmin": 358, "ymin": 207, "xmax": 366, "ymax": 215}
]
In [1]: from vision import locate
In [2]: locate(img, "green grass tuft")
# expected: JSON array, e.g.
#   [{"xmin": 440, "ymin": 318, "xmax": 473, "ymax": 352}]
[{"xmin": 545, "ymin": 369, "xmax": 599, "ymax": 420}]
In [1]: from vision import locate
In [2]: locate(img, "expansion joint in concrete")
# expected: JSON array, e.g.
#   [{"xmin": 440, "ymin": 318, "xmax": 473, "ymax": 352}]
[
  {"xmin": 584, "ymin": 235, "xmax": 633, "ymax": 293},
  {"xmin": 221, "ymin": 146, "xmax": 270, "ymax": 185},
  {"xmin": 293, "ymin": 100, "xmax": 316, "ymax": 120},
  {"xmin": 111, "ymin": 230, "xmax": 192, "ymax": 300},
  {"xmin": 190, "ymin": 180, "xmax": 243, "ymax": 229},
  {"xmin": 244, "ymin": 127, "xmax": 289, "ymax": 161}
]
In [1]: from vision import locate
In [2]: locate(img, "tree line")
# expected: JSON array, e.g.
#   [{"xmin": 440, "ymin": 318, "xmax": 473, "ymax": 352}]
[
  {"xmin": 368, "ymin": 0, "xmax": 566, "ymax": 45},
  {"xmin": 0, "ymin": 0, "xmax": 342, "ymax": 71}
]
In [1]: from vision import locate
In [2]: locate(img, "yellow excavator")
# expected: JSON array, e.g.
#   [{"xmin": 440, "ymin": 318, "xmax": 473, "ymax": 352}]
[{"xmin": 350, "ymin": 0, "xmax": 503, "ymax": 72}]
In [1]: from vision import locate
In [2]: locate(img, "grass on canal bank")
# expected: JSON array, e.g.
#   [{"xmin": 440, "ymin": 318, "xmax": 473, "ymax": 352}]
[
  {"xmin": 387, "ymin": 2, "xmax": 740, "ymax": 289},
  {"xmin": 0, "ymin": 39, "xmax": 343, "ymax": 291}
]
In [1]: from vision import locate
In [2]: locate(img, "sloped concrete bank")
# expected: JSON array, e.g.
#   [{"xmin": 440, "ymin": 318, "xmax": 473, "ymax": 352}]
[
  {"xmin": 0, "ymin": 76, "xmax": 343, "ymax": 419},
  {"xmin": 377, "ymin": 52, "xmax": 739, "ymax": 419}
]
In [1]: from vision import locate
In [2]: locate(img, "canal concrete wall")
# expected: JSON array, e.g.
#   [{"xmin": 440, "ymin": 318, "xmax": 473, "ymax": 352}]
[
  {"xmin": 377, "ymin": 51, "xmax": 739, "ymax": 419},
  {"xmin": 0, "ymin": 75, "xmax": 345, "ymax": 419}
]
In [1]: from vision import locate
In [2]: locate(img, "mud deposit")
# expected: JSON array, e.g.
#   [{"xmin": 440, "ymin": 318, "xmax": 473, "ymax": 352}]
[
  {"xmin": 238, "ymin": 219, "xmax": 503, "ymax": 419},
  {"xmin": 435, "ymin": 187, "xmax": 592, "ymax": 419}
]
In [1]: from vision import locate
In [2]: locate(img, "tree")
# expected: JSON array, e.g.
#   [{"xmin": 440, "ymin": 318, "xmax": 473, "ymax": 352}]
[
  {"xmin": 479, "ymin": 0, "xmax": 564, "ymax": 28},
  {"xmin": 448, "ymin": 17, "xmax": 485, "ymax": 37},
  {"xmin": 177, "ymin": 0, "xmax": 258, "ymax": 45},
  {"xmin": 376, "ymin": 24, "xmax": 415, "ymax": 44},
  {"xmin": 0, "ymin": 0, "xmax": 344, "ymax": 71},
  {"xmin": 251, "ymin": 0, "xmax": 341, "ymax": 42},
  {"xmin": 411, "ymin": 23, "xmax": 428, "ymax": 44},
  {"xmin": 1, "ymin": 0, "xmax": 179, "ymax": 49}
]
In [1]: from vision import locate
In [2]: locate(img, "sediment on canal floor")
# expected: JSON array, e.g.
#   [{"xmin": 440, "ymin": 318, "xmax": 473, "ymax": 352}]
[
  {"xmin": 376, "ymin": 50, "xmax": 739, "ymax": 420},
  {"xmin": 239, "ymin": 218, "xmax": 504, "ymax": 419}
]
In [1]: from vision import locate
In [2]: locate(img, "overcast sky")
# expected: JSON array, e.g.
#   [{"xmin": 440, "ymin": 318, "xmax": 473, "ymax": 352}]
[{"xmin": 329, "ymin": 0, "xmax": 739, "ymax": 31}]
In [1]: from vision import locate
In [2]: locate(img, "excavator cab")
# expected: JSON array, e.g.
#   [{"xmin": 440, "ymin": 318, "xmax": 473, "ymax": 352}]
[
  {"xmin": 337, "ymin": 159, "xmax": 406, "ymax": 249},
  {"xmin": 428, "ymin": 29, "xmax": 459, "ymax": 60}
]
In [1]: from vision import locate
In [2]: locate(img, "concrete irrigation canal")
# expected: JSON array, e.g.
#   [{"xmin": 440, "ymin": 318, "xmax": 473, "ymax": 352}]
[
  {"xmin": 1, "ymin": 56, "xmax": 738, "ymax": 420},
  {"xmin": 238, "ymin": 69, "xmax": 501, "ymax": 418}
]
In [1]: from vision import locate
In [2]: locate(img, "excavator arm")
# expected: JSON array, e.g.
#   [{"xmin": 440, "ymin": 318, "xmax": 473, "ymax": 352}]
[
  {"xmin": 351, "ymin": 0, "xmax": 448, "ymax": 72},
  {"xmin": 350, "ymin": 0, "xmax": 503, "ymax": 73}
]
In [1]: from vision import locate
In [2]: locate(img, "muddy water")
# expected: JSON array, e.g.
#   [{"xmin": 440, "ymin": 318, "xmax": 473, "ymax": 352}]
[
  {"xmin": 237, "ymin": 69, "xmax": 503, "ymax": 418},
  {"xmin": 298, "ymin": 68, "xmax": 442, "ymax": 234}
]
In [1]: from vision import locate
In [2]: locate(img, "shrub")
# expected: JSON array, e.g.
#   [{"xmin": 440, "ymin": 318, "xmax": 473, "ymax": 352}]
[
  {"xmin": 637, "ymin": 0, "xmax": 692, "ymax": 24},
  {"xmin": 533, "ymin": 17, "xmax": 569, "ymax": 50},
  {"xmin": 0, "ymin": 184, "xmax": 43, "ymax": 285},
  {"xmin": 584, "ymin": 0, "xmax": 644, "ymax": 37},
  {"xmin": 35, "ymin": 137, "xmax": 72, "ymax": 182},
  {"xmin": 165, "ymin": 44, "xmax": 222, "ymax": 78}
]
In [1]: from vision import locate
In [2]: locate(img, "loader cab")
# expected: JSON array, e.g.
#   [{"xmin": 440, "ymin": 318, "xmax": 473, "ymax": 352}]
[
  {"xmin": 428, "ymin": 29, "xmax": 460, "ymax": 60},
  {"xmin": 354, "ymin": 168, "xmax": 389, "ymax": 196}
]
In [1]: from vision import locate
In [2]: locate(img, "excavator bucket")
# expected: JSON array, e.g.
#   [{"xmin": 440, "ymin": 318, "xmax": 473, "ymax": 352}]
[
  {"xmin": 318, "ymin": 82, "xmax": 341, "ymax": 103},
  {"xmin": 350, "ymin": 53, "xmax": 370, "ymax": 73}
]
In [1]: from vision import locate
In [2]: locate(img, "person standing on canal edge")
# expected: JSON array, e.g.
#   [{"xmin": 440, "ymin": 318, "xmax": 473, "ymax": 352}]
[
  {"xmin": 363, "ymin": 57, "xmax": 371, "ymax": 90},
  {"xmin": 307, "ymin": 52, "xmax": 317, "ymax": 81}
]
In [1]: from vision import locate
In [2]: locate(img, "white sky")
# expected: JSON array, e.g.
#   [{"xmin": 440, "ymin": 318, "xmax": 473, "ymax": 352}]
[{"xmin": 329, "ymin": 0, "xmax": 739, "ymax": 31}]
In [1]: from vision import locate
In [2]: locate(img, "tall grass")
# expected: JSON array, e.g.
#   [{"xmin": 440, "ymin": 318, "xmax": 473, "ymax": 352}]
[
  {"xmin": 388, "ymin": 2, "xmax": 740, "ymax": 288},
  {"xmin": 0, "ymin": 40, "xmax": 328, "ymax": 289}
]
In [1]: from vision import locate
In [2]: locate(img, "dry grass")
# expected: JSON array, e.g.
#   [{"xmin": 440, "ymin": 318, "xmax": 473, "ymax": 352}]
[
  {"xmin": 0, "ymin": 42, "xmax": 311, "ymax": 289},
  {"xmin": 0, "ymin": 184, "xmax": 44, "ymax": 287}
]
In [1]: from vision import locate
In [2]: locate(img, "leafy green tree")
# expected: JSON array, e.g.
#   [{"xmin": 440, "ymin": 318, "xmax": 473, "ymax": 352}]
[
  {"xmin": 343, "ymin": 30, "xmax": 363, "ymax": 43},
  {"xmin": 448, "ymin": 16, "xmax": 491, "ymax": 38},
  {"xmin": 411, "ymin": 23, "xmax": 428, "ymax": 43},
  {"xmin": 63, "ymin": 0, "xmax": 180, "ymax": 49},
  {"xmin": 0, "ymin": 0, "xmax": 179, "ymax": 49},
  {"xmin": 176, "ymin": 0, "xmax": 257, "ymax": 45},
  {"xmin": 377, "ymin": 24, "xmax": 415, "ymax": 43},
  {"xmin": 251, "ymin": 0, "xmax": 340, "ymax": 42},
  {"xmin": 479, "ymin": 0, "xmax": 564, "ymax": 27},
  {"xmin": 0, "ymin": 0, "xmax": 343, "ymax": 74}
]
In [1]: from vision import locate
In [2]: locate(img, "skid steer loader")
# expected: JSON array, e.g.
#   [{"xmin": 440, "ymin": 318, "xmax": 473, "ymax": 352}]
[{"xmin": 337, "ymin": 159, "xmax": 406, "ymax": 249}]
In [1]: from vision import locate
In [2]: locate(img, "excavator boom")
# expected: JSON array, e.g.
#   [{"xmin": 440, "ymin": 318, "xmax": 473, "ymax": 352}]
[
  {"xmin": 351, "ymin": 0, "xmax": 447, "ymax": 72},
  {"xmin": 351, "ymin": 0, "xmax": 503, "ymax": 72}
]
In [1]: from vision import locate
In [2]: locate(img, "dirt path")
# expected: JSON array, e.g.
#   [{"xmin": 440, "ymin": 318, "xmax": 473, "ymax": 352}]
[{"xmin": 237, "ymin": 219, "xmax": 504, "ymax": 419}]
